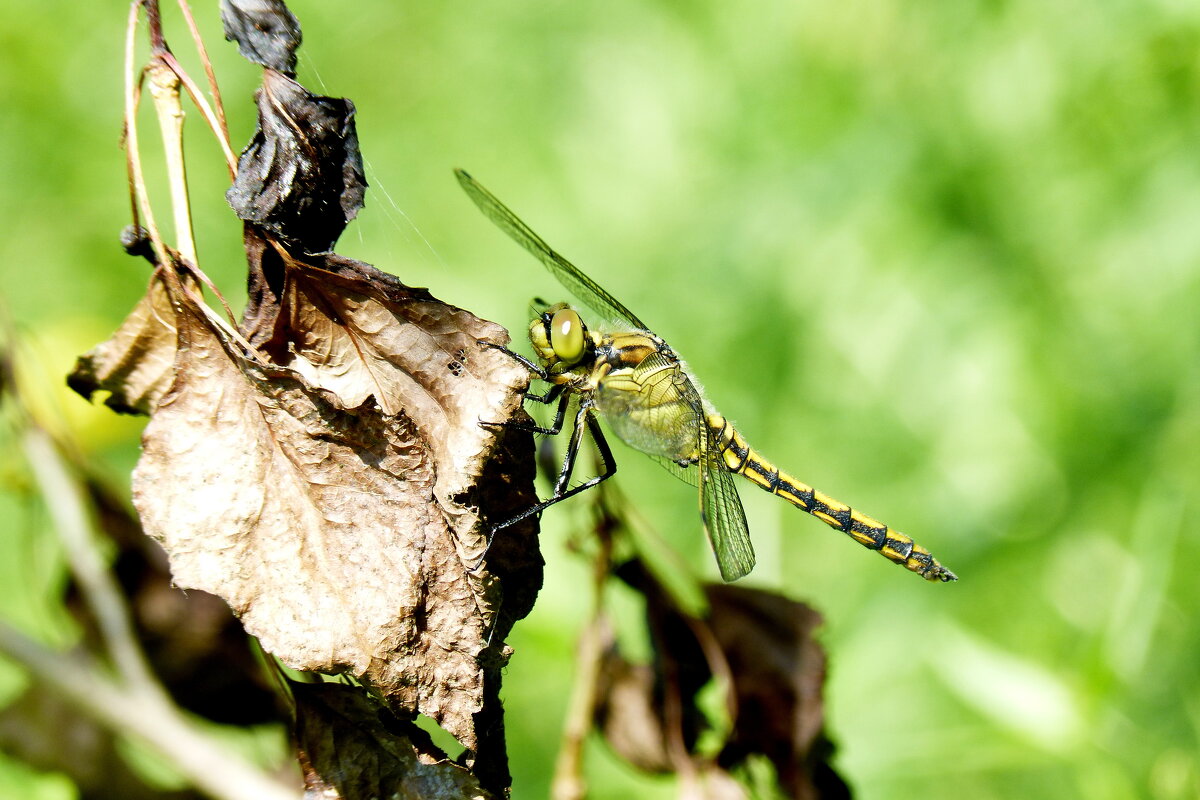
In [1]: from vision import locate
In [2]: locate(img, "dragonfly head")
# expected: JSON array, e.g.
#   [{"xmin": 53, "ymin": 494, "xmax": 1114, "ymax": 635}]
[{"xmin": 530, "ymin": 302, "xmax": 591, "ymax": 372}]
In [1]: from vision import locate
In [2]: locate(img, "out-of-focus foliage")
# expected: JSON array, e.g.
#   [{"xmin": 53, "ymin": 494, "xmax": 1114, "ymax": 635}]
[{"xmin": 2, "ymin": 1, "xmax": 1198, "ymax": 798}]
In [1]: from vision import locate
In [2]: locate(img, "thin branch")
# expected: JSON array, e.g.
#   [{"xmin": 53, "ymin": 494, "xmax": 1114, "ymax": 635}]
[
  {"xmin": 143, "ymin": 0, "xmax": 168, "ymax": 52},
  {"xmin": 550, "ymin": 615, "xmax": 607, "ymax": 800},
  {"xmin": 177, "ymin": 0, "xmax": 231, "ymax": 149},
  {"xmin": 161, "ymin": 50, "xmax": 239, "ymax": 176},
  {"xmin": 0, "ymin": 621, "xmax": 297, "ymax": 800},
  {"xmin": 148, "ymin": 58, "xmax": 197, "ymax": 268},
  {"xmin": 21, "ymin": 428, "xmax": 160, "ymax": 695},
  {"xmin": 124, "ymin": 1, "xmax": 170, "ymax": 268},
  {"xmin": 551, "ymin": 506, "xmax": 617, "ymax": 800},
  {"xmin": 15, "ymin": 425, "xmax": 298, "ymax": 800}
]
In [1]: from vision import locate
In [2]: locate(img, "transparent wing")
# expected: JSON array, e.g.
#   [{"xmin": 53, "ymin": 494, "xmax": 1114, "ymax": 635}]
[
  {"xmin": 597, "ymin": 350, "xmax": 702, "ymax": 458},
  {"xmin": 455, "ymin": 169, "xmax": 649, "ymax": 330},
  {"xmin": 641, "ymin": 422, "xmax": 755, "ymax": 582},
  {"xmin": 699, "ymin": 425, "xmax": 756, "ymax": 582},
  {"xmin": 598, "ymin": 350, "xmax": 754, "ymax": 580},
  {"xmin": 614, "ymin": 353, "xmax": 698, "ymax": 479},
  {"xmin": 648, "ymin": 455, "xmax": 699, "ymax": 487}
]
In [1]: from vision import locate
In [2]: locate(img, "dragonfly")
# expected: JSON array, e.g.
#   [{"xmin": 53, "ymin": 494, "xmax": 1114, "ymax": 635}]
[{"xmin": 456, "ymin": 169, "xmax": 956, "ymax": 583}]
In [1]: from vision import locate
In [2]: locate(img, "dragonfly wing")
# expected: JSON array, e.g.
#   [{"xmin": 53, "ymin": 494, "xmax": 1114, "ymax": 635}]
[
  {"xmin": 639, "ymin": 424, "xmax": 755, "ymax": 582},
  {"xmin": 699, "ymin": 417, "xmax": 756, "ymax": 582},
  {"xmin": 455, "ymin": 169, "xmax": 649, "ymax": 329},
  {"xmin": 595, "ymin": 349, "xmax": 753, "ymax": 579},
  {"xmin": 647, "ymin": 455, "xmax": 699, "ymax": 487},
  {"xmin": 597, "ymin": 351, "xmax": 695, "ymax": 450}
]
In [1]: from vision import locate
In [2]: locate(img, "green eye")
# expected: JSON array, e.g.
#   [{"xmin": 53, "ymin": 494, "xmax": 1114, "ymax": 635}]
[{"xmin": 550, "ymin": 308, "xmax": 585, "ymax": 364}]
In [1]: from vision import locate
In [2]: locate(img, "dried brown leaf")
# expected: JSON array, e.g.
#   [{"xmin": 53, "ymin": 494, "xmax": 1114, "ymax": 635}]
[
  {"xmin": 275, "ymin": 251, "xmax": 518, "ymax": 497},
  {"xmin": 704, "ymin": 585, "xmax": 847, "ymax": 799},
  {"xmin": 242, "ymin": 235, "xmax": 540, "ymax": 560},
  {"xmin": 68, "ymin": 476, "xmax": 279, "ymax": 725},
  {"xmin": 294, "ymin": 681, "xmax": 494, "ymax": 800},
  {"xmin": 75, "ymin": 6, "xmax": 539, "ymax": 794},
  {"xmin": 593, "ymin": 648, "xmax": 672, "ymax": 773},
  {"xmin": 68, "ymin": 276, "xmax": 179, "ymax": 415},
  {"xmin": 132, "ymin": 274, "xmax": 529, "ymax": 753}
]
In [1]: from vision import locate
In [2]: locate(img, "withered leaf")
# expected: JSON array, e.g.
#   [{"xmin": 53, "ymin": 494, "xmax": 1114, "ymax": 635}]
[
  {"xmin": 705, "ymin": 585, "xmax": 848, "ymax": 800},
  {"xmin": 69, "ymin": 475, "xmax": 280, "ymax": 726},
  {"xmin": 220, "ymin": 0, "xmax": 302, "ymax": 75},
  {"xmin": 68, "ymin": 275, "xmax": 180, "ymax": 415},
  {"xmin": 593, "ymin": 647, "xmax": 672, "ymax": 774},
  {"xmin": 132, "ymin": 277, "xmax": 522, "ymax": 751},
  {"xmin": 236, "ymin": 231, "xmax": 541, "ymax": 641},
  {"xmin": 294, "ymin": 681, "xmax": 494, "ymax": 800},
  {"xmin": 244, "ymin": 244, "xmax": 525, "ymax": 510},
  {"xmin": 226, "ymin": 69, "xmax": 365, "ymax": 253},
  {"xmin": 78, "ymin": 2, "xmax": 540, "ymax": 792},
  {"xmin": 597, "ymin": 563, "xmax": 848, "ymax": 799}
]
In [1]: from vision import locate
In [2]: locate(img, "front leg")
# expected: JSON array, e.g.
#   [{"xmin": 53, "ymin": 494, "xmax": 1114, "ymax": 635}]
[
  {"xmin": 470, "ymin": 397, "xmax": 617, "ymax": 573},
  {"xmin": 477, "ymin": 339, "xmax": 569, "ymax": 428},
  {"xmin": 479, "ymin": 339, "xmax": 548, "ymax": 380}
]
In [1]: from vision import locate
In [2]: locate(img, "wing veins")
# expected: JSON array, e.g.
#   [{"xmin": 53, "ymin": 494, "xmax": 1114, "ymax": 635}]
[
  {"xmin": 699, "ymin": 423, "xmax": 756, "ymax": 582},
  {"xmin": 456, "ymin": 169, "xmax": 649, "ymax": 329}
]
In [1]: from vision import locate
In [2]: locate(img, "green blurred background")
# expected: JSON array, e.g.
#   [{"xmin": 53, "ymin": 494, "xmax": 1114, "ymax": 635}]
[{"xmin": 3, "ymin": 0, "xmax": 1199, "ymax": 797}]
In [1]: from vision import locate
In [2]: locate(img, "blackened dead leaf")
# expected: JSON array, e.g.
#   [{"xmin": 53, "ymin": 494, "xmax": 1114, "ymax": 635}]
[
  {"xmin": 705, "ymin": 585, "xmax": 849, "ymax": 800},
  {"xmin": 226, "ymin": 69, "xmax": 365, "ymax": 253},
  {"xmin": 220, "ymin": 0, "xmax": 302, "ymax": 74},
  {"xmin": 131, "ymin": 274, "xmax": 529, "ymax": 754},
  {"xmin": 597, "ymin": 562, "xmax": 848, "ymax": 799},
  {"xmin": 294, "ymin": 681, "xmax": 494, "ymax": 800}
]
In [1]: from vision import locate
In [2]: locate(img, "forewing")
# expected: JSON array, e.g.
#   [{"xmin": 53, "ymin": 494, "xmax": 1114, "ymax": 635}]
[
  {"xmin": 455, "ymin": 169, "xmax": 648, "ymax": 329},
  {"xmin": 699, "ymin": 427, "xmax": 756, "ymax": 582}
]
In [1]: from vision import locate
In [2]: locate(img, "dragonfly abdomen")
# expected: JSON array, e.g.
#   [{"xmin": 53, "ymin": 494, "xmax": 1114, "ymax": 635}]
[{"xmin": 705, "ymin": 414, "xmax": 957, "ymax": 582}]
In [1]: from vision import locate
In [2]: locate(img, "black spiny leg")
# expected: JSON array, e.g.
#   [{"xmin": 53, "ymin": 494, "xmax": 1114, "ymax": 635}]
[
  {"xmin": 478, "ymin": 339, "xmax": 569, "ymax": 434},
  {"xmin": 487, "ymin": 401, "xmax": 617, "ymax": 534},
  {"xmin": 473, "ymin": 339, "xmax": 617, "ymax": 571},
  {"xmin": 482, "ymin": 384, "xmax": 570, "ymax": 436},
  {"xmin": 479, "ymin": 339, "xmax": 548, "ymax": 379},
  {"xmin": 521, "ymin": 386, "xmax": 569, "ymax": 434}
]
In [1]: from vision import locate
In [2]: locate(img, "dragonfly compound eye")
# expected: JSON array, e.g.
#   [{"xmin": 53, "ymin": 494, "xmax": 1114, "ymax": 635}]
[{"xmin": 549, "ymin": 308, "xmax": 586, "ymax": 364}]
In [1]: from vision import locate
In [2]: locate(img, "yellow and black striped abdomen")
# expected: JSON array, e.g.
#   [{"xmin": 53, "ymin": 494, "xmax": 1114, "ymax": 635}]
[{"xmin": 705, "ymin": 414, "xmax": 956, "ymax": 582}]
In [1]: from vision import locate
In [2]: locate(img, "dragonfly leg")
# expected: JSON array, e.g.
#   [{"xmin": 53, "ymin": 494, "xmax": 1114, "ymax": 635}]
[
  {"xmin": 481, "ymin": 403, "xmax": 616, "ymax": 534},
  {"xmin": 478, "ymin": 337, "xmax": 565, "ymax": 410},
  {"xmin": 521, "ymin": 382, "xmax": 564, "ymax": 407},
  {"xmin": 552, "ymin": 404, "xmax": 613, "ymax": 495},
  {"xmin": 470, "ymin": 404, "xmax": 616, "ymax": 574},
  {"xmin": 477, "ymin": 339, "xmax": 550, "ymax": 380},
  {"xmin": 480, "ymin": 386, "xmax": 569, "ymax": 435}
]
